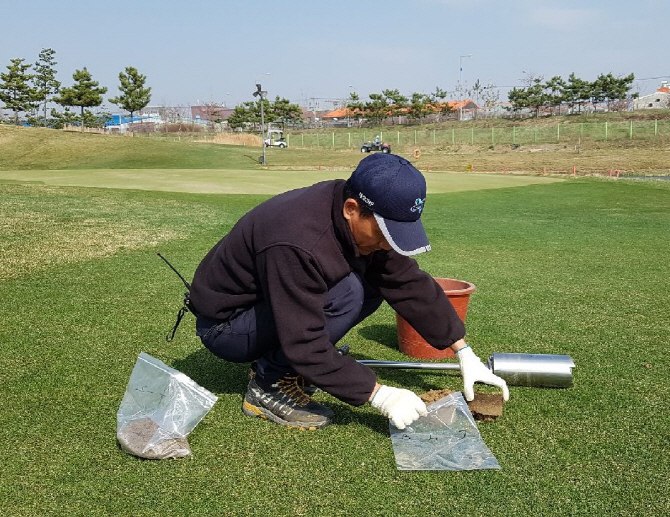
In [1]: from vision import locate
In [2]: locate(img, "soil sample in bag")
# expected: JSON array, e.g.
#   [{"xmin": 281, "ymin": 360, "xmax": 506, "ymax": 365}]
[
  {"xmin": 117, "ymin": 418, "xmax": 191, "ymax": 459},
  {"xmin": 420, "ymin": 389, "xmax": 504, "ymax": 422}
]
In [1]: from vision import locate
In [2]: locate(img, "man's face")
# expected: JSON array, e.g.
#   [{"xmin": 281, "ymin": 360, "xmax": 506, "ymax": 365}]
[{"xmin": 343, "ymin": 199, "xmax": 392, "ymax": 255}]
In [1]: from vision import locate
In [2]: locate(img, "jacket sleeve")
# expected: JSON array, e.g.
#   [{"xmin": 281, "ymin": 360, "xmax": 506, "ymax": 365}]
[
  {"xmin": 256, "ymin": 244, "xmax": 377, "ymax": 406},
  {"xmin": 365, "ymin": 251, "xmax": 465, "ymax": 349}
]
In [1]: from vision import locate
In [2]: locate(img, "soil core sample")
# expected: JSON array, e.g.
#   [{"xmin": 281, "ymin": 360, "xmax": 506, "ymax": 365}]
[
  {"xmin": 117, "ymin": 418, "xmax": 191, "ymax": 459},
  {"xmin": 420, "ymin": 389, "xmax": 504, "ymax": 422}
]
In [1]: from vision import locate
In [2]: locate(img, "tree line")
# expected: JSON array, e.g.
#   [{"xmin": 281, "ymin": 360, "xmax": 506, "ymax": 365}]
[
  {"xmin": 508, "ymin": 73, "xmax": 636, "ymax": 117},
  {"xmin": 344, "ymin": 88, "xmax": 458, "ymax": 126},
  {"xmin": 227, "ymin": 97, "xmax": 303, "ymax": 130},
  {"xmin": 0, "ymin": 48, "xmax": 151, "ymax": 130},
  {"xmin": 1, "ymin": 47, "xmax": 303, "ymax": 132},
  {"xmin": 1, "ymin": 49, "xmax": 640, "ymax": 131},
  {"xmin": 343, "ymin": 73, "xmax": 636, "ymax": 125}
]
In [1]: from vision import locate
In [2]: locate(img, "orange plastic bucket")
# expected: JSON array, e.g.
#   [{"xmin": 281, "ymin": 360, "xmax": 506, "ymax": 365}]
[{"xmin": 396, "ymin": 278, "xmax": 476, "ymax": 359}]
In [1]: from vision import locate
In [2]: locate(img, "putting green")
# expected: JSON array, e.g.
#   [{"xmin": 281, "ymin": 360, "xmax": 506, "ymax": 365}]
[{"xmin": 0, "ymin": 168, "xmax": 562, "ymax": 194}]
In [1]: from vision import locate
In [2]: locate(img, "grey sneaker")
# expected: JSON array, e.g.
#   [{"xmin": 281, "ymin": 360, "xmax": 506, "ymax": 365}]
[{"xmin": 242, "ymin": 375, "xmax": 333, "ymax": 430}]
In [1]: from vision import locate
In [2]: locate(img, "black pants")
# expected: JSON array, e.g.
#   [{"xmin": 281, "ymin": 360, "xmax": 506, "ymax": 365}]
[{"xmin": 196, "ymin": 272, "xmax": 382, "ymax": 386}]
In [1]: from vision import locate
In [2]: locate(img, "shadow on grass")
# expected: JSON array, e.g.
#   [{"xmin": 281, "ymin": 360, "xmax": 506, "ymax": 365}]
[
  {"xmin": 171, "ymin": 347, "xmax": 250, "ymax": 395},
  {"xmin": 172, "ymin": 347, "xmax": 393, "ymax": 435},
  {"xmin": 354, "ymin": 324, "xmax": 461, "ymax": 394},
  {"xmin": 243, "ymin": 153, "xmax": 263, "ymax": 165},
  {"xmin": 171, "ymin": 326, "xmax": 456, "ymax": 434},
  {"xmin": 357, "ymin": 323, "xmax": 398, "ymax": 350}
]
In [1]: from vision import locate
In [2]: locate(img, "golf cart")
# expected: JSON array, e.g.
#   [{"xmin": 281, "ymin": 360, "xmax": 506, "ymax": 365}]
[
  {"xmin": 264, "ymin": 129, "xmax": 287, "ymax": 148},
  {"xmin": 360, "ymin": 136, "xmax": 391, "ymax": 153}
]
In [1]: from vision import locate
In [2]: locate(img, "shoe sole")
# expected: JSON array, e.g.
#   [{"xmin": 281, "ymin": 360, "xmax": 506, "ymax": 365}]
[{"xmin": 242, "ymin": 399, "xmax": 330, "ymax": 430}]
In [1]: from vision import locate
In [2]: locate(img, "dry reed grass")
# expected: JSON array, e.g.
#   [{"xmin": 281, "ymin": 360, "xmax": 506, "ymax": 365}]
[{"xmin": 198, "ymin": 133, "xmax": 262, "ymax": 146}]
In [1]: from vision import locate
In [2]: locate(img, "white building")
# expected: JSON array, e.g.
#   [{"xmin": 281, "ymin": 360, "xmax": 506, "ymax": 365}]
[{"xmin": 634, "ymin": 82, "xmax": 670, "ymax": 110}]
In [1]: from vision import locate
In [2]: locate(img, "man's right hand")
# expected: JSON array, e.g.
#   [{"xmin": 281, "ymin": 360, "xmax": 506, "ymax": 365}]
[{"xmin": 370, "ymin": 384, "xmax": 427, "ymax": 430}]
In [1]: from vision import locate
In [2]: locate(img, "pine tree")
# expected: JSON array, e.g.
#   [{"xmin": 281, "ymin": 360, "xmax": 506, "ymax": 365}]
[
  {"xmin": 0, "ymin": 58, "xmax": 39, "ymax": 124},
  {"xmin": 55, "ymin": 68, "xmax": 107, "ymax": 131},
  {"xmin": 108, "ymin": 66, "xmax": 152, "ymax": 125},
  {"xmin": 33, "ymin": 48, "xmax": 61, "ymax": 126}
]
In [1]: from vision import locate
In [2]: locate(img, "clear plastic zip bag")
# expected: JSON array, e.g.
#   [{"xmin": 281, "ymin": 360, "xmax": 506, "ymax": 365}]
[
  {"xmin": 390, "ymin": 391, "xmax": 500, "ymax": 471},
  {"xmin": 117, "ymin": 353, "xmax": 217, "ymax": 459}
]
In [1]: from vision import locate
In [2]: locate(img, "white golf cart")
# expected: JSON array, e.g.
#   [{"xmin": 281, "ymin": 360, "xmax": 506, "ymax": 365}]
[{"xmin": 264, "ymin": 129, "xmax": 287, "ymax": 148}]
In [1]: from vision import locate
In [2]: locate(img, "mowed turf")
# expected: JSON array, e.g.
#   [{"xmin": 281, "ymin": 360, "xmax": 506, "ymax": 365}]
[
  {"xmin": 0, "ymin": 168, "xmax": 562, "ymax": 194},
  {"xmin": 1, "ymin": 127, "xmax": 668, "ymax": 516},
  {"xmin": 1, "ymin": 175, "xmax": 669, "ymax": 516}
]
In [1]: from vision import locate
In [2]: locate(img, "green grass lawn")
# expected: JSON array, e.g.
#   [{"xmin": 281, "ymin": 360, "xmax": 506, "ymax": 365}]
[
  {"xmin": 1, "ymin": 174, "xmax": 669, "ymax": 516},
  {"xmin": 0, "ymin": 125, "xmax": 265, "ymax": 170},
  {"xmin": 3, "ymin": 123, "xmax": 670, "ymax": 176},
  {"xmin": 0, "ymin": 168, "xmax": 562, "ymax": 195}
]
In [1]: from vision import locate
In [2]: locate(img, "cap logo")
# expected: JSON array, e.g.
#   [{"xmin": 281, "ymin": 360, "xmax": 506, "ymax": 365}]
[
  {"xmin": 358, "ymin": 192, "xmax": 374, "ymax": 207},
  {"xmin": 410, "ymin": 198, "xmax": 425, "ymax": 214}
]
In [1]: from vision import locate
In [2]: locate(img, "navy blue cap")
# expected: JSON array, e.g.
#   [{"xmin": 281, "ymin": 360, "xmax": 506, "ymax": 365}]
[{"xmin": 348, "ymin": 153, "xmax": 430, "ymax": 256}]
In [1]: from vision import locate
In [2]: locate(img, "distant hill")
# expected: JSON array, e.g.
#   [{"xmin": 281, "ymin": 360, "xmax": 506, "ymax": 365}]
[{"xmin": 0, "ymin": 125, "xmax": 258, "ymax": 170}]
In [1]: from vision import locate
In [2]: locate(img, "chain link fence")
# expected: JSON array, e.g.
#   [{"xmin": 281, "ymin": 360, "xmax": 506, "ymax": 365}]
[{"xmin": 285, "ymin": 119, "xmax": 670, "ymax": 150}]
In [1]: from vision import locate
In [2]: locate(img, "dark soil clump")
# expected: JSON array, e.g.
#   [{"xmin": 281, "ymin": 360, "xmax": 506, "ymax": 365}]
[
  {"xmin": 420, "ymin": 389, "xmax": 504, "ymax": 422},
  {"xmin": 117, "ymin": 418, "xmax": 191, "ymax": 459}
]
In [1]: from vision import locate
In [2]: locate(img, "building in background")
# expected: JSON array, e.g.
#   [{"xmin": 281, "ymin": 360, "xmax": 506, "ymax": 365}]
[{"xmin": 634, "ymin": 82, "xmax": 670, "ymax": 110}]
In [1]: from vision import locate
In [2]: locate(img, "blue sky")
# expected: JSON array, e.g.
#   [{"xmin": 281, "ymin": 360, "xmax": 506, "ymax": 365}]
[{"xmin": 2, "ymin": 0, "xmax": 669, "ymax": 111}]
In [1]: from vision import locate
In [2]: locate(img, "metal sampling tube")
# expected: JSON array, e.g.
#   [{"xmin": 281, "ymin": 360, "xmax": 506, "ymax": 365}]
[
  {"xmin": 486, "ymin": 353, "xmax": 575, "ymax": 388},
  {"xmin": 358, "ymin": 353, "xmax": 575, "ymax": 388}
]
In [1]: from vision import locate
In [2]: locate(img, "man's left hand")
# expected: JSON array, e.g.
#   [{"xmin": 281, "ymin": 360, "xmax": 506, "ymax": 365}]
[{"xmin": 457, "ymin": 346, "xmax": 510, "ymax": 402}]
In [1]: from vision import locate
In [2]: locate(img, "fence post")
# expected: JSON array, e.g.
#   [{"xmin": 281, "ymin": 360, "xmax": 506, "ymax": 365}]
[
  {"xmin": 629, "ymin": 120, "xmax": 633, "ymax": 140},
  {"xmin": 433, "ymin": 129, "xmax": 436, "ymax": 144},
  {"xmin": 301, "ymin": 134, "xmax": 304, "ymax": 146},
  {"xmin": 332, "ymin": 132, "xmax": 335, "ymax": 149},
  {"xmin": 655, "ymin": 119, "xmax": 658, "ymax": 136},
  {"xmin": 398, "ymin": 131, "xmax": 400, "ymax": 145},
  {"xmin": 452, "ymin": 128, "xmax": 455, "ymax": 145},
  {"xmin": 471, "ymin": 127, "xmax": 474, "ymax": 145},
  {"xmin": 557, "ymin": 123, "xmax": 560, "ymax": 142}
]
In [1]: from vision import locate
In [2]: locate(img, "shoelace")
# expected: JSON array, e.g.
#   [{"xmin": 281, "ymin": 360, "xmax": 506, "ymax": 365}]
[{"xmin": 275, "ymin": 375, "xmax": 311, "ymax": 406}]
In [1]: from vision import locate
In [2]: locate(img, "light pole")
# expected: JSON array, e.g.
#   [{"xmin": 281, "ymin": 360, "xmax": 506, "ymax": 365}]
[
  {"xmin": 253, "ymin": 83, "xmax": 267, "ymax": 166},
  {"xmin": 459, "ymin": 54, "xmax": 472, "ymax": 121},
  {"xmin": 348, "ymin": 85, "xmax": 356, "ymax": 127}
]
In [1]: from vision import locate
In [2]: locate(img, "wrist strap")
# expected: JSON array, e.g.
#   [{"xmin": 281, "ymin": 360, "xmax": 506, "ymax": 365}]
[
  {"xmin": 456, "ymin": 344, "xmax": 471, "ymax": 355},
  {"xmin": 370, "ymin": 385, "xmax": 384, "ymax": 405}
]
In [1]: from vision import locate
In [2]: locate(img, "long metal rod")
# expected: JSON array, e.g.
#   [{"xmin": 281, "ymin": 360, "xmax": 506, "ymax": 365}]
[{"xmin": 358, "ymin": 360, "xmax": 460, "ymax": 371}]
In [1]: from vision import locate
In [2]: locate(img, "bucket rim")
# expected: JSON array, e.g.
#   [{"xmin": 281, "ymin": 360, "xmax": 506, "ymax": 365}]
[{"xmin": 433, "ymin": 277, "xmax": 476, "ymax": 295}]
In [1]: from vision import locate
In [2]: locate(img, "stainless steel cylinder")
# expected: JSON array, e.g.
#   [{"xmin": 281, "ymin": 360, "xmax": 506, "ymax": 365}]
[
  {"xmin": 358, "ymin": 352, "xmax": 575, "ymax": 388},
  {"xmin": 486, "ymin": 353, "xmax": 575, "ymax": 388}
]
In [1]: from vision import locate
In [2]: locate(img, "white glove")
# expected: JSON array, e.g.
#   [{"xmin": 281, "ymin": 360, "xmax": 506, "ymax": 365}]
[
  {"xmin": 457, "ymin": 345, "xmax": 510, "ymax": 402},
  {"xmin": 370, "ymin": 385, "xmax": 428, "ymax": 430}
]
